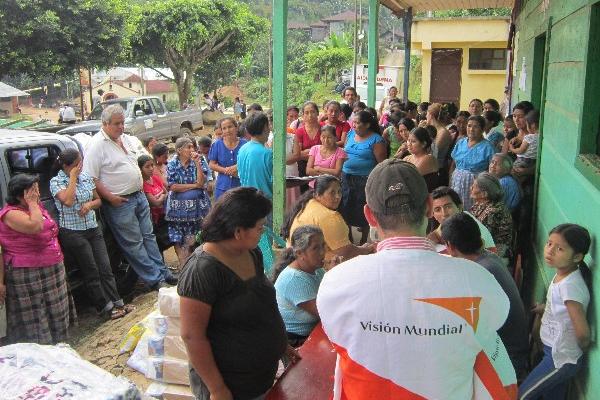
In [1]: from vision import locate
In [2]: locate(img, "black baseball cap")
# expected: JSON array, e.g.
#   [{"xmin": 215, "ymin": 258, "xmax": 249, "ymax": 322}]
[{"xmin": 365, "ymin": 159, "xmax": 428, "ymax": 215}]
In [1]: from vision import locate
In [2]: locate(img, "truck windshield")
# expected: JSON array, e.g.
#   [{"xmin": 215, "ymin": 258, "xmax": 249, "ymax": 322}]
[{"xmin": 88, "ymin": 101, "xmax": 131, "ymax": 120}]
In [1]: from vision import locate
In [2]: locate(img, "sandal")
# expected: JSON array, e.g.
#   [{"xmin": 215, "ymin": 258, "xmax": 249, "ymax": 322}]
[
  {"xmin": 118, "ymin": 304, "xmax": 136, "ymax": 314},
  {"xmin": 108, "ymin": 307, "xmax": 127, "ymax": 320}
]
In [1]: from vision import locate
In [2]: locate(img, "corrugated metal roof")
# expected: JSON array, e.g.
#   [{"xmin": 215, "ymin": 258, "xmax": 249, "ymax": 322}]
[
  {"xmin": 380, "ymin": 0, "xmax": 513, "ymax": 14},
  {"xmin": 0, "ymin": 82, "xmax": 30, "ymax": 97}
]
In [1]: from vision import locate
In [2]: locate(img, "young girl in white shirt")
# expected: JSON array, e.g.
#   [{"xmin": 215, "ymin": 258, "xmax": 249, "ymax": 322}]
[{"xmin": 519, "ymin": 224, "xmax": 591, "ymax": 400}]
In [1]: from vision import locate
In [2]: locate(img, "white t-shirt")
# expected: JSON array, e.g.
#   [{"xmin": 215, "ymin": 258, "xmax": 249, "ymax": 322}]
[
  {"xmin": 317, "ymin": 238, "xmax": 516, "ymax": 399},
  {"xmin": 540, "ymin": 269, "xmax": 589, "ymax": 368},
  {"xmin": 83, "ymin": 129, "xmax": 144, "ymax": 196},
  {"xmin": 61, "ymin": 106, "xmax": 76, "ymax": 122}
]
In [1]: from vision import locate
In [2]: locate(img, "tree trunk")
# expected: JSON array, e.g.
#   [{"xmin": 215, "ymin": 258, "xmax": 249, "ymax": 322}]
[{"xmin": 172, "ymin": 68, "xmax": 195, "ymax": 109}]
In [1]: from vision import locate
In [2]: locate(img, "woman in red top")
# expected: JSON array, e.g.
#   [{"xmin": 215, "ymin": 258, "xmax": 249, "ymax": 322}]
[
  {"xmin": 296, "ymin": 101, "xmax": 321, "ymax": 178},
  {"xmin": 139, "ymin": 154, "xmax": 172, "ymax": 252},
  {"xmin": 321, "ymin": 101, "xmax": 351, "ymax": 146}
]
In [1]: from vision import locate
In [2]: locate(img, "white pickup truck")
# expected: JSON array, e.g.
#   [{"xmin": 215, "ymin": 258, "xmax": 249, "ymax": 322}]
[{"xmin": 57, "ymin": 96, "xmax": 203, "ymax": 141}]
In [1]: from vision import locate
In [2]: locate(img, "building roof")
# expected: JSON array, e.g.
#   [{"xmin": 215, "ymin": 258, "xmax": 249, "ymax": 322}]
[
  {"xmin": 310, "ymin": 21, "xmax": 328, "ymax": 27},
  {"xmin": 0, "ymin": 82, "xmax": 30, "ymax": 97},
  {"xmin": 122, "ymin": 74, "xmax": 142, "ymax": 83},
  {"xmin": 321, "ymin": 10, "xmax": 366, "ymax": 22},
  {"xmin": 145, "ymin": 80, "xmax": 174, "ymax": 94},
  {"xmin": 379, "ymin": 0, "xmax": 512, "ymax": 14},
  {"xmin": 288, "ymin": 22, "xmax": 310, "ymax": 29}
]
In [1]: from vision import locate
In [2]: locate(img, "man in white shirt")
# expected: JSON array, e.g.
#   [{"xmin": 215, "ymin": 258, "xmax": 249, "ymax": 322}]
[
  {"xmin": 317, "ymin": 159, "xmax": 516, "ymax": 399},
  {"xmin": 427, "ymin": 185, "xmax": 498, "ymax": 253},
  {"xmin": 83, "ymin": 104, "xmax": 176, "ymax": 289}
]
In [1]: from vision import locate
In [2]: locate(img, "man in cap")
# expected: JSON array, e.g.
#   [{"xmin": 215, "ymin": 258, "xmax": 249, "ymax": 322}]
[{"xmin": 317, "ymin": 159, "xmax": 517, "ymax": 399}]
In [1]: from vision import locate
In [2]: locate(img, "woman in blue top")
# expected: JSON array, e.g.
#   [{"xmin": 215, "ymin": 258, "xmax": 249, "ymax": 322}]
[
  {"xmin": 50, "ymin": 148, "xmax": 130, "ymax": 320},
  {"xmin": 341, "ymin": 111, "xmax": 387, "ymax": 244},
  {"xmin": 274, "ymin": 225, "xmax": 326, "ymax": 347},
  {"xmin": 166, "ymin": 138, "xmax": 211, "ymax": 267},
  {"xmin": 450, "ymin": 115, "xmax": 495, "ymax": 211},
  {"xmin": 208, "ymin": 117, "xmax": 248, "ymax": 199}
]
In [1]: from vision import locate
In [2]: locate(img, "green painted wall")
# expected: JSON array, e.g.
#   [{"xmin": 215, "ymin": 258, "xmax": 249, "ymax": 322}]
[{"xmin": 514, "ymin": 0, "xmax": 600, "ymax": 397}]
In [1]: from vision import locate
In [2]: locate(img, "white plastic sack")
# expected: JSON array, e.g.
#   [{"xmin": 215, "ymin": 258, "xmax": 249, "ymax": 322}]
[
  {"xmin": 0, "ymin": 343, "xmax": 141, "ymax": 400},
  {"xmin": 126, "ymin": 331, "xmax": 151, "ymax": 375},
  {"xmin": 158, "ymin": 287, "xmax": 180, "ymax": 317}
]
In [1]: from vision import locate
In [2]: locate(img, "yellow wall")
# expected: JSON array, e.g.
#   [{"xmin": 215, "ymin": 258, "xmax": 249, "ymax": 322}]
[{"xmin": 411, "ymin": 18, "xmax": 509, "ymax": 110}]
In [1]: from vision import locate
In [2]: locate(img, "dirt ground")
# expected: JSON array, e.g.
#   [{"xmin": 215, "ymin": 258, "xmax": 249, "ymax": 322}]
[{"xmin": 67, "ymin": 248, "xmax": 180, "ymax": 393}]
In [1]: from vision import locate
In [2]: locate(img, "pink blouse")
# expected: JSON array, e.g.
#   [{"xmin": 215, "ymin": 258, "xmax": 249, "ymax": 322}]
[
  {"xmin": 0, "ymin": 204, "xmax": 63, "ymax": 268},
  {"xmin": 308, "ymin": 146, "xmax": 347, "ymax": 188}
]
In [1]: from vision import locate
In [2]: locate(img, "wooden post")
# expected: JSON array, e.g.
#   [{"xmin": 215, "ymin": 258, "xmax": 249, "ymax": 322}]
[
  {"xmin": 402, "ymin": 7, "xmax": 413, "ymax": 103},
  {"xmin": 367, "ymin": 0, "xmax": 379, "ymax": 107},
  {"xmin": 272, "ymin": 0, "xmax": 288, "ymax": 236}
]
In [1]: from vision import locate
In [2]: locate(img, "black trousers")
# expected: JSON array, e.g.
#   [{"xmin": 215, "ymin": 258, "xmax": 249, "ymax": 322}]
[{"xmin": 59, "ymin": 227, "xmax": 121, "ymax": 312}]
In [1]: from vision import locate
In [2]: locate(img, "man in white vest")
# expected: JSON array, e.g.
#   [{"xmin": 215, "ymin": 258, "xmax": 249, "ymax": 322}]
[{"xmin": 317, "ymin": 159, "xmax": 517, "ymax": 400}]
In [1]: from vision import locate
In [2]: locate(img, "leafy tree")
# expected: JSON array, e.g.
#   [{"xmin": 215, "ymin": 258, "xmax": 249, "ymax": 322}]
[
  {"xmin": 129, "ymin": 0, "xmax": 267, "ymax": 107},
  {"xmin": 305, "ymin": 34, "xmax": 353, "ymax": 84},
  {"xmin": 0, "ymin": 0, "xmax": 127, "ymax": 80}
]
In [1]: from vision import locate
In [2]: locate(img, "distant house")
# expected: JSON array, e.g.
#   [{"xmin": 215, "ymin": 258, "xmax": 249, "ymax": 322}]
[
  {"xmin": 321, "ymin": 10, "xmax": 362, "ymax": 37},
  {"xmin": 288, "ymin": 22, "xmax": 311, "ymax": 35},
  {"xmin": 310, "ymin": 21, "xmax": 328, "ymax": 41},
  {"xmin": 411, "ymin": 16, "xmax": 510, "ymax": 109},
  {"xmin": 0, "ymin": 82, "xmax": 29, "ymax": 116},
  {"xmin": 145, "ymin": 80, "xmax": 178, "ymax": 104},
  {"xmin": 91, "ymin": 69, "xmax": 178, "ymax": 109}
]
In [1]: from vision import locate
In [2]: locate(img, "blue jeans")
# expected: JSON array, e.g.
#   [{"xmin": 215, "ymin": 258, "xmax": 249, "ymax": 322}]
[
  {"xmin": 102, "ymin": 191, "xmax": 170, "ymax": 287},
  {"xmin": 519, "ymin": 345, "xmax": 583, "ymax": 400}
]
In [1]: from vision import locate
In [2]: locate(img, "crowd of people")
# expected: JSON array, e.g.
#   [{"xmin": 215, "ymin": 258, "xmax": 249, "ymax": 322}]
[{"xmin": 0, "ymin": 86, "xmax": 592, "ymax": 400}]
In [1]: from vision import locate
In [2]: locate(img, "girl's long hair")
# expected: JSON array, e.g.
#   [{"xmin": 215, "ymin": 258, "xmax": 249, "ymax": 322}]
[
  {"xmin": 280, "ymin": 175, "xmax": 340, "ymax": 240},
  {"xmin": 550, "ymin": 224, "xmax": 592, "ymax": 292}
]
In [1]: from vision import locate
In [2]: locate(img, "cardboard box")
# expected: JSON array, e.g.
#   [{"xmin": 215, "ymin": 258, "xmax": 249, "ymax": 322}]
[
  {"xmin": 146, "ymin": 357, "xmax": 190, "ymax": 386},
  {"xmin": 146, "ymin": 382, "xmax": 194, "ymax": 400},
  {"xmin": 148, "ymin": 335, "xmax": 188, "ymax": 361}
]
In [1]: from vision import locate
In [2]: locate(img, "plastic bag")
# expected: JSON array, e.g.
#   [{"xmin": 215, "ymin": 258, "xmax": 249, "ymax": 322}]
[
  {"xmin": 119, "ymin": 320, "xmax": 147, "ymax": 354},
  {"xmin": 0, "ymin": 343, "xmax": 141, "ymax": 400}
]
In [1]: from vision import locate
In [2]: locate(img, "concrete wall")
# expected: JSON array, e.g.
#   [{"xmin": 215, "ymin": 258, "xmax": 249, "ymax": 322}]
[
  {"xmin": 514, "ymin": 1, "xmax": 600, "ymax": 397},
  {"xmin": 411, "ymin": 18, "xmax": 510, "ymax": 109}
]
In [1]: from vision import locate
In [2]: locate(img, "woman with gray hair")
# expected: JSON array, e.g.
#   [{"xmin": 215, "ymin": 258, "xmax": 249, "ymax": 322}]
[
  {"xmin": 488, "ymin": 153, "xmax": 522, "ymax": 211},
  {"xmin": 274, "ymin": 225, "xmax": 329, "ymax": 346},
  {"xmin": 166, "ymin": 137, "xmax": 211, "ymax": 267},
  {"xmin": 470, "ymin": 172, "xmax": 514, "ymax": 261}
]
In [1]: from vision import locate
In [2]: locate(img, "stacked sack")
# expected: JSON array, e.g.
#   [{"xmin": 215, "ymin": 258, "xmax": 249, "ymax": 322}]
[{"xmin": 125, "ymin": 287, "xmax": 194, "ymax": 400}]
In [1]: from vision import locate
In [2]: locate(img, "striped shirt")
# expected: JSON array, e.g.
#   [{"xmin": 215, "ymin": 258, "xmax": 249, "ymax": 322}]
[
  {"xmin": 50, "ymin": 171, "xmax": 98, "ymax": 230},
  {"xmin": 376, "ymin": 236, "xmax": 436, "ymax": 252}
]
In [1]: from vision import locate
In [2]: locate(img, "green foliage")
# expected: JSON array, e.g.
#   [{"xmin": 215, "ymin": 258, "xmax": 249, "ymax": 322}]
[
  {"xmin": 221, "ymin": 96, "xmax": 234, "ymax": 108},
  {"xmin": 128, "ymin": 0, "xmax": 267, "ymax": 106},
  {"xmin": 408, "ymin": 55, "xmax": 422, "ymax": 103},
  {"xmin": 305, "ymin": 46, "xmax": 353, "ymax": 85},
  {"xmin": 0, "ymin": 0, "xmax": 128, "ymax": 79},
  {"xmin": 416, "ymin": 8, "xmax": 512, "ymax": 18}
]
